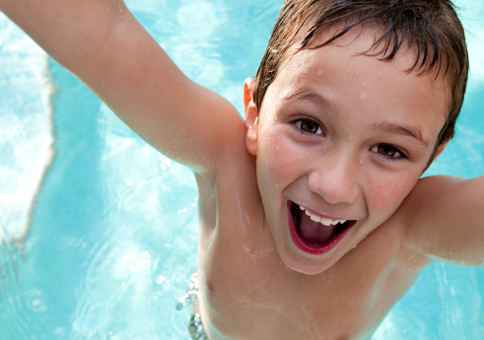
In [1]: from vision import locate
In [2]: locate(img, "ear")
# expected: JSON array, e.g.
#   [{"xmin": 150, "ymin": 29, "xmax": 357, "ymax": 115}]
[{"xmin": 244, "ymin": 78, "xmax": 259, "ymax": 156}]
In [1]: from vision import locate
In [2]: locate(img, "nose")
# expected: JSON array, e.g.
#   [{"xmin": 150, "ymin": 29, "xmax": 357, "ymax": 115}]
[{"xmin": 307, "ymin": 152, "xmax": 359, "ymax": 204}]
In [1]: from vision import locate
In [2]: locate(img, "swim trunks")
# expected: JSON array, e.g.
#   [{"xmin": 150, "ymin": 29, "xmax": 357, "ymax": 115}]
[{"xmin": 178, "ymin": 272, "xmax": 208, "ymax": 340}]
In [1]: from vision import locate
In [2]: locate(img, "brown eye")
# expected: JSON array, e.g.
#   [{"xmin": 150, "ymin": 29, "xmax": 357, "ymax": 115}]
[
  {"xmin": 295, "ymin": 119, "xmax": 323, "ymax": 135},
  {"xmin": 371, "ymin": 144, "xmax": 406, "ymax": 160},
  {"xmin": 378, "ymin": 145, "xmax": 396, "ymax": 157}
]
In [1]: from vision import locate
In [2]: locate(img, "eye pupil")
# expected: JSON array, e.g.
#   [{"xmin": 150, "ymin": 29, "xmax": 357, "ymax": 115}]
[
  {"xmin": 301, "ymin": 120, "xmax": 318, "ymax": 133},
  {"xmin": 378, "ymin": 145, "xmax": 396, "ymax": 157}
]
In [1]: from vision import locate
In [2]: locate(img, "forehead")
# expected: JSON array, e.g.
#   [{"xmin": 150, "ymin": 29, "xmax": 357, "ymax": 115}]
[
  {"xmin": 262, "ymin": 27, "xmax": 450, "ymax": 143},
  {"xmin": 284, "ymin": 24, "xmax": 448, "ymax": 87},
  {"xmin": 276, "ymin": 26, "xmax": 449, "ymax": 107}
]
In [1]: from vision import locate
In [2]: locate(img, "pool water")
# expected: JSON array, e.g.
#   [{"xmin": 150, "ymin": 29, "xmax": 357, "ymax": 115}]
[{"xmin": 0, "ymin": 0, "xmax": 483, "ymax": 339}]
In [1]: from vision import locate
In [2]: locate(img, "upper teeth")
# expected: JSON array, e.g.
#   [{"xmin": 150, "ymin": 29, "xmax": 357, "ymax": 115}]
[{"xmin": 299, "ymin": 205, "xmax": 346, "ymax": 227}]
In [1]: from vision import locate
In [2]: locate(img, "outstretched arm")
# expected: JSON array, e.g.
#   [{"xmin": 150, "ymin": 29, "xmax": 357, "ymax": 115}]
[
  {"xmin": 404, "ymin": 175, "xmax": 484, "ymax": 266},
  {"xmin": 0, "ymin": 0, "xmax": 244, "ymax": 178}
]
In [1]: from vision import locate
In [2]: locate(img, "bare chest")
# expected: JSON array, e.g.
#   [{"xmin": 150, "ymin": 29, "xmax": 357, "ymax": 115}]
[{"xmin": 197, "ymin": 214, "xmax": 421, "ymax": 340}]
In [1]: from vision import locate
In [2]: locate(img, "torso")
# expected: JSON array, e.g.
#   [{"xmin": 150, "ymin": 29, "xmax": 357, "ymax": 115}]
[{"xmin": 194, "ymin": 135, "xmax": 427, "ymax": 340}]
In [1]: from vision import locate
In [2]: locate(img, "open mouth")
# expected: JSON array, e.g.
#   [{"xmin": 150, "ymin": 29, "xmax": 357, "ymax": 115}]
[{"xmin": 288, "ymin": 201, "xmax": 355, "ymax": 255}]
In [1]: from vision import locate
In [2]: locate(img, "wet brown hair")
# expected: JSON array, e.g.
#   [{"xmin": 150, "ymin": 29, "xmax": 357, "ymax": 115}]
[{"xmin": 254, "ymin": 0, "xmax": 469, "ymax": 162}]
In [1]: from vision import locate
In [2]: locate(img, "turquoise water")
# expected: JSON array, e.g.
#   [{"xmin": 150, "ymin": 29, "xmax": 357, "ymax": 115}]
[{"xmin": 0, "ymin": 0, "xmax": 483, "ymax": 339}]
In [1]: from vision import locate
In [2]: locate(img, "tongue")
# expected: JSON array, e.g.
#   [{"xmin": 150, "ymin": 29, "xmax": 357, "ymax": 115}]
[{"xmin": 299, "ymin": 212, "xmax": 336, "ymax": 245}]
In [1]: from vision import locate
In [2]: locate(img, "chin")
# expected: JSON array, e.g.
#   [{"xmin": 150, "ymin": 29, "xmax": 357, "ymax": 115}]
[{"xmin": 281, "ymin": 252, "xmax": 336, "ymax": 275}]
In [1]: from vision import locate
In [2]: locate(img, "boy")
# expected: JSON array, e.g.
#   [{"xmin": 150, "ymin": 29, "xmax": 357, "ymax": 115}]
[{"xmin": 0, "ymin": 0, "xmax": 482, "ymax": 339}]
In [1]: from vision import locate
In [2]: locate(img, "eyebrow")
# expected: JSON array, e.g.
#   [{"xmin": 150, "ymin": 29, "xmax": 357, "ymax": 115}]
[
  {"xmin": 372, "ymin": 122, "xmax": 429, "ymax": 149},
  {"xmin": 283, "ymin": 89, "xmax": 342, "ymax": 115}
]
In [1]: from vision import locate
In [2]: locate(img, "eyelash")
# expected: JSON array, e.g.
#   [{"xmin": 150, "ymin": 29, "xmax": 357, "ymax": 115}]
[
  {"xmin": 370, "ymin": 144, "xmax": 408, "ymax": 161},
  {"xmin": 292, "ymin": 119, "xmax": 325, "ymax": 136}
]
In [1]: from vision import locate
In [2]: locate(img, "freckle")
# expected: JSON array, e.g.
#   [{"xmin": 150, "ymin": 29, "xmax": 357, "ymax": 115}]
[
  {"xmin": 361, "ymin": 82, "xmax": 368, "ymax": 88},
  {"xmin": 378, "ymin": 71, "xmax": 383, "ymax": 79},
  {"xmin": 358, "ymin": 92, "xmax": 367, "ymax": 100},
  {"xmin": 317, "ymin": 69, "xmax": 324, "ymax": 76},
  {"xmin": 355, "ymin": 69, "xmax": 360, "ymax": 78}
]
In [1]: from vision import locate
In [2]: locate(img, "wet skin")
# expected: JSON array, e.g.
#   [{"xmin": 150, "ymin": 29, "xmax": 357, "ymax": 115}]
[{"xmin": 197, "ymin": 27, "xmax": 449, "ymax": 339}]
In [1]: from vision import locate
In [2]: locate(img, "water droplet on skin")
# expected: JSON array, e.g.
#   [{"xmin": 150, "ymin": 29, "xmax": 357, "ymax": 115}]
[
  {"xmin": 360, "ymin": 158, "xmax": 364, "ymax": 165},
  {"xmin": 361, "ymin": 82, "xmax": 368, "ymax": 88},
  {"xmin": 358, "ymin": 92, "xmax": 367, "ymax": 100},
  {"xmin": 378, "ymin": 71, "xmax": 383, "ymax": 79},
  {"xmin": 347, "ymin": 67, "xmax": 352, "ymax": 73},
  {"xmin": 118, "ymin": 2, "xmax": 124, "ymax": 14},
  {"xmin": 317, "ymin": 69, "xmax": 324, "ymax": 76},
  {"xmin": 355, "ymin": 69, "xmax": 360, "ymax": 78}
]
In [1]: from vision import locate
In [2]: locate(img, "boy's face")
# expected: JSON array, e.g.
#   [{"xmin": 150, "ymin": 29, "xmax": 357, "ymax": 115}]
[{"xmin": 245, "ymin": 27, "xmax": 450, "ymax": 275}]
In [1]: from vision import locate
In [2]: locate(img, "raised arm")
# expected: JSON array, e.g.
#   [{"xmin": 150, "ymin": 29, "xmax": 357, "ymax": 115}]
[
  {"xmin": 0, "ymin": 0, "xmax": 244, "ymax": 177},
  {"xmin": 403, "ymin": 175, "xmax": 484, "ymax": 266}
]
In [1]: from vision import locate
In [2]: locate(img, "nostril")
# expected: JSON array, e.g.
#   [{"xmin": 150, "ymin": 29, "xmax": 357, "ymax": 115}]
[{"xmin": 307, "ymin": 169, "xmax": 358, "ymax": 204}]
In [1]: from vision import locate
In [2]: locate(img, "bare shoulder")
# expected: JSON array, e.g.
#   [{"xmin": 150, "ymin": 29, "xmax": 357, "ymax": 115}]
[{"xmin": 398, "ymin": 175, "xmax": 484, "ymax": 266}]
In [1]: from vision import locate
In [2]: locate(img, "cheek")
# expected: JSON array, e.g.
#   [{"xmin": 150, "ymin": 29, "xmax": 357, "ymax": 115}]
[
  {"xmin": 365, "ymin": 170, "xmax": 419, "ymax": 219},
  {"xmin": 257, "ymin": 129, "xmax": 304, "ymax": 188}
]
